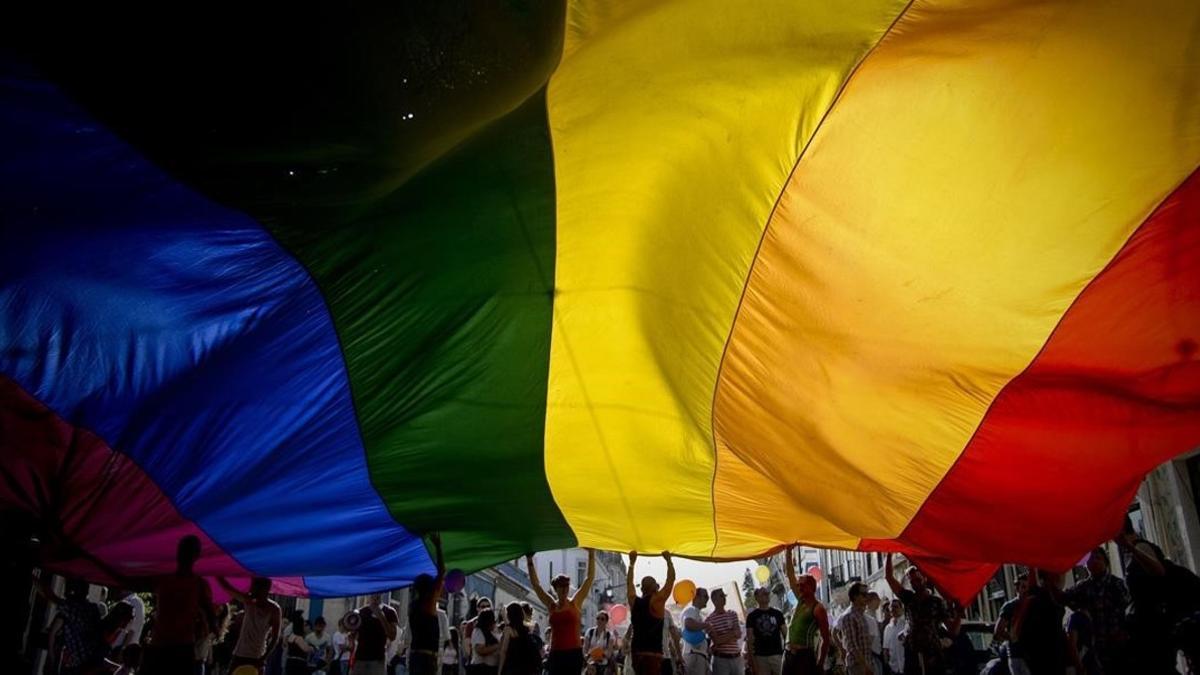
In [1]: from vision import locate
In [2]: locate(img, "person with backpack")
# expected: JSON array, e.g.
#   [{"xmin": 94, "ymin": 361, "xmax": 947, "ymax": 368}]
[
  {"xmin": 584, "ymin": 611, "xmax": 617, "ymax": 675},
  {"xmin": 499, "ymin": 603, "xmax": 542, "ymax": 675}
]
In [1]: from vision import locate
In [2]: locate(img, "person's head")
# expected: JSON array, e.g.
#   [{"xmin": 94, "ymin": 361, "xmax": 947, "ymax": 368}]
[
  {"xmin": 848, "ymin": 582, "xmax": 869, "ymax": 609},
  {"xmin": 1015, "ymin": 571, "xmax": 1030, "ymax": 595},
  {"xmin": 313, "ymin": 616, "xmax": 326, "ymax": 635},
  {"xmin": 413, "ymin": 573, "xmax": 436, "ymax": 603},
  {"xmin": 177, "ymin": 535, "xmax": 202, "ymax": 572},
  {"xmin": 710, "ymin": 588, "xmax": 727, "ymax": 610},
  {"xmin": 551, "ymin": 574, "xmax": 572, "ymax": 601},
  {"xmin": 478, "ymin": 597, "xmax": 493, "ymax": 612},
  {"xmin": 111, "ymin": 588, "xmax": 132, "ymax": 601},
  {"xmin": 1086, "ymin": 547, "xmax": 1110, "ymax": 578},
  {"xmin": 905, "ymin": 566, "xmax": 928, "ymax": 593},
  {"xmin": 595, "ymin": 610, "xmax": 609, "ymax": 629},
  {"xmin": 640, "ymin": 575, "xmax": 659, "ymax": 598},
  {"xmin": 64, "ymin": 578, "xmax": 89, "ymax": 601},
  {"xmin": 754, "ymin": 587, "xmax": 770, "ymax": 609},
  {"xmin": 521, "ymin": 602, "xmax": 533, "ymax": 620},
  {"xmin": 867, "ymin": 592, "xmax": 880, "ymax": 612},
  {"xmin": 890, "ymin": 599, "xmax": 903, "ymax": 618},
  {"xmin": 1039, "ymin": 569, "xmax": 1063, "ymax": 590},
  {"xmin": 250, "ymin": 577, "xmax": 272, "ymax": 602},
  {"xmin": 692, "ymin": 587, "xmax": 709, "ymax": 609},
  {"xmin": 122, "ymin": 643, "xmax": 144, "ymax": 668},
  {"xmin": 291, "ymin": 612, "xmax": 306, "ymax": 638},
  {"xmin": 796, "ymin": 574, "xmax": 817, "ymax": 600},
  {"xmin": 505, "ymin": 602, "xmax": 527, "ymax": 634},
  {"xmin": 477, "ymin": 608, "xmax": 497, "ymax": 632},
  {"xmin": 101, "ymin": 601, "xmax": 133, "ymax": 638}
]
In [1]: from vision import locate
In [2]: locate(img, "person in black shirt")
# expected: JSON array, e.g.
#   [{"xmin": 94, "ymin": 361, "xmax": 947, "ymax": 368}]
[
  {"xmin": 885, "ymin": 554, "xmax": 948, "ymax": 675},
  {"xmin": 1009, "ymin": 569, "xmax": 1067, "ymax": 675},
  {"xmin": 353, "ymin": 595, "xmax": 399, "ymax": 675},
  {"xmin": 626, "ymin": 551, "xmax": 676, "ymax": 675},
  {"xmin": 746, "ymin": 588, "xmax": 785, "ymax": 675},
  {"xmin": 409, "ymin": 533, "xmax": 448, "ymax": 675}
]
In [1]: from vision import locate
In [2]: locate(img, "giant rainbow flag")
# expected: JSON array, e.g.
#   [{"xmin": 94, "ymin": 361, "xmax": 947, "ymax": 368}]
[{"xmin": 2, "ymin": 1, "xmax": 1198, "ymax": 601}]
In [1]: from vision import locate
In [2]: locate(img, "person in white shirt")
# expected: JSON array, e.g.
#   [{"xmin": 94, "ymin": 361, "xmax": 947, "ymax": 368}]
[
  {"xmin": 332, "ymin": 616, "xmax": 355, "ymax": 675},
  {"xmin": 110, "ymin": 590, "xmax": 146, "ymax": 652},
  {"xmin": 470, "ymin": 609, "xmax": 501, "ymax": 673},
  {"xmin": 680, "ymin": 588, "xmax": 710, "ymax": 675},
  {"xmin": 442, "ymin": 627, "xmax": 463, "ymax": 675},
  {"xmin": 863, "ymin": 594, "xmax": 882, "ymax": 675},
  {"xmin": 307, "ymin": 616, "xmax": 334, "ymax": 675},
  {"xmin": 662, "ymin": 611, "xmax": 683, "ymax": 675},
  {"xmin": 881, "ymin": 600, "xmax": 905, "ymax": 675},
  {"xmin": 584, "ymin": 611, "xmax": 617, "ymax": 675},
  {"xmin": 439, "ymin": 607, "xmax": 451, "ymax": 666}
]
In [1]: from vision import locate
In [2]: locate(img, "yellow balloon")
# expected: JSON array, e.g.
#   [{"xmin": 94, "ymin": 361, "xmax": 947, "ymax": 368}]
[
  {"xmin": 672, "ymin": 579, "xmax": 697, "ymax": 605},
  {"xmin": 755, "ymin": 564, "xmax": 770, "ymax": 583}
]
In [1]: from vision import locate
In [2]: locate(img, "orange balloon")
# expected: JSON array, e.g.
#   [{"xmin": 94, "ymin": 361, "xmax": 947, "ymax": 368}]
[
  {"xmin": 672, "ymin": 579, "xmax": 697, "ymax": 605},
  {"xmin": 590, "ymin": 647, "xmax": 607, "ymax": 661}
]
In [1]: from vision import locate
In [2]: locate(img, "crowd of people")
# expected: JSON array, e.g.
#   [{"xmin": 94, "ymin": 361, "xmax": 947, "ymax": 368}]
[{"xmin": 31, "ymin": 524, "xmax": 1200, "ymax": 675}]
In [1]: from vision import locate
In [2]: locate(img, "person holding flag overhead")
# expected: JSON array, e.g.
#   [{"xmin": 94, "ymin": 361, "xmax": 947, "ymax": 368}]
[
  {"xmin": 527, "ymin": 549, "xmax": 596, "ymax": 675},
  {"xmin": 783, "ymin": 547, "xmax": 830, "ymax": 675},
  {"xmin": 626, "ymin": 552, "xmax": 676, "ymax": 675}
]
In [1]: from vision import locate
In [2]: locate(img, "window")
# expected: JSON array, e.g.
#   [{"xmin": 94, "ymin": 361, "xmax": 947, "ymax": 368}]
[{"xmin": 578, "ymin": 560, "xmax": 588, "ymax": 587}]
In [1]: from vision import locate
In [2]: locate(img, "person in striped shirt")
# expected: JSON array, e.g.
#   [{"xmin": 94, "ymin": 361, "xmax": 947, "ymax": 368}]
[{"xmin": 702, "ymin": 589, "xmax": 742, "ymax": 675}]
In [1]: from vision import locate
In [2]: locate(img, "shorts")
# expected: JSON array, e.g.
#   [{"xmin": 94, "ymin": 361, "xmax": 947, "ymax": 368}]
[
  {"xmin": 410, "ymin": 652, "xmax": 440, "ymax": 675},
  {"xmin": 683, "ymin": 652, "xmax": 709, "ymax": 675},
  {"xmin": 633, "ymin": 653, "xmax": 663, "ymax": 675},
  {"xmin": 550, "ymin": 649, "xmax": 585, "ymax": 675},
  {"xmin": 781, "ymin": 650, "xmax": 818, "ymax": 675},
  {"xmin": 710, "ymin": 654, "xmax": 742, "ymax": 675},
  {"xmin": 752, "ymin": 655, "xmax": 782, "ymax": 675},
  {"xmin": 352, "ymin": 660, "xmax": 389, "ymax": 675},
  {"xmin": 145, "ymin": 644, "xmax": 201, "ymax": 675}
]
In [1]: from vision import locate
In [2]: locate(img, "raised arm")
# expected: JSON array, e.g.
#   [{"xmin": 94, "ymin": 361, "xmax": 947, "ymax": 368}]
[
  {"xmin": 425, "ymin": 533, "xmax": 446, "ymax": 614},
  {"xmin": 785, "ymin": 546, "xmax": 800, "ymax": 593},
  {"xmin": 1119, "ymin": 532, "xmax": 1167, "ymax": 577},
  {"xmin": 573, "ymin": 549, "xmax": 597, "ymax": 607},
  {"xmin": 884, "ymin": 554, "xmax": 903, "ymax": 597},
  {"xmin": 626, "ymin": 551, "xmax": 638, "ymax": 603},
  {"xmin": 654, "ymin": 552, "xmax": 676, "ymax": 603},
  {"xmin": 526, "ymin": 554, "xmax": 555, "ymax": 608},
  {"xmin": 216, "ymin": 577, "xmax": 250, "ymax": 605}
]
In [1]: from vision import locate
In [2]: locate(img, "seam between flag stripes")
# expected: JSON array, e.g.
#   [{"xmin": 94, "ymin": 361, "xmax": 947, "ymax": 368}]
[{"xmin": 705, "ymin": 0, "xmax": 919, "ymax": 558}]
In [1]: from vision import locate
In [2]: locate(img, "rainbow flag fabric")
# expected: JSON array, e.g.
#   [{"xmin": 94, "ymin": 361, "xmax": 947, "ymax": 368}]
[{"xmin": 2, "ymin": 1, "xmax": 1198, "ymax": 600}]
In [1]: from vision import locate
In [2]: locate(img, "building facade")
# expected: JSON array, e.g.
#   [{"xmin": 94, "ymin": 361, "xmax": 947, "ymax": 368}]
[{"xmin": 816, "ymin": 453, "xmax": 1200, "ymax": 620}]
